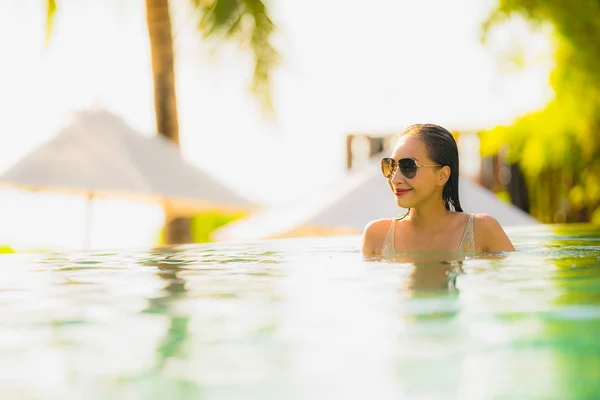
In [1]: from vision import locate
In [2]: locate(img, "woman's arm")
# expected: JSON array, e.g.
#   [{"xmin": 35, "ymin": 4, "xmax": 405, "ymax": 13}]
[
  {"xmin": 361, "ymin": 221, "xmax": 377, "ymax": 256},
  {"xmin": 475, "ymin": 214, "xmax": 516, "ymax": 252}
]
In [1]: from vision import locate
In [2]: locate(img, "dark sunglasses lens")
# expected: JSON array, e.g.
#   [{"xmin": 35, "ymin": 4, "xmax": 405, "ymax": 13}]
[
  {"xmin": 381, "ymin": 158, "xmax": 395, "ymax": 178},
  {"xmin": 399, "ymin": 159, "xmax": 417, "ymax": 179}
]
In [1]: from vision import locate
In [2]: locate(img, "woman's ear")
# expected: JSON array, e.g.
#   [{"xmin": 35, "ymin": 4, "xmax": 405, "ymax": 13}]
[{"xmin": 437, "ymin": 166, "xmax": 451, "ymax": 187}]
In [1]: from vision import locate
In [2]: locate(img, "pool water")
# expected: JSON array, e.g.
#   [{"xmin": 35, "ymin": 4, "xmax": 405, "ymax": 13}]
[{"xmin": 0, "ymin": 224, "xmax": 599, "ymax": 399}]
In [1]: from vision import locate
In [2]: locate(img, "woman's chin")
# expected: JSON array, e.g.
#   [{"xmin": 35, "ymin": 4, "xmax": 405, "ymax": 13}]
[{"xmin": 395, "ymin": 198, "xmax": 413, "ymax": 209}]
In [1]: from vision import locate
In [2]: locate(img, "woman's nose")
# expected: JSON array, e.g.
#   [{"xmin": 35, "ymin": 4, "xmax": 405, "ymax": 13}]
[{"xmin": 391, "ymin": 166, "xmax": 404, "ymax": 183}]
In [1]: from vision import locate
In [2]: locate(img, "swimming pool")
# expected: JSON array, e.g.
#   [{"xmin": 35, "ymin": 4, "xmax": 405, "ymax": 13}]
[{"xmin": 1, "ymin": 224, "xmax": 599, "ymax": 399}]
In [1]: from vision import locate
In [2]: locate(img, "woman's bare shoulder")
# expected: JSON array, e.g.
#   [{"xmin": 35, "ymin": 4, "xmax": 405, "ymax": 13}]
[
  {"xmin": 361, "ymin": 218, "xmax": 395, "ymax": 255},
  {"xmin": 473, "ymin": 213, "xmax": 501, "ymax": 229},
  {"xmin": 472, "ymin": 213, "xmax": 515, "ymax": 252},
  {"xmin": 363, "ymin": 218, "xmax": 394, "ymax": 235}
]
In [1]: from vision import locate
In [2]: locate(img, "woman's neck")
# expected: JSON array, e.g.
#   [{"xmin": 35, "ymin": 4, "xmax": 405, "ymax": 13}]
[{"xmin": 408, "ymin": 200, "xmax": 452, "ymax": 233}]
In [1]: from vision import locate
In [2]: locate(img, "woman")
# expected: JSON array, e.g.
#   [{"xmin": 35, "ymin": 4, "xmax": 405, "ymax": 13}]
[{"xmin": 361, "ymin": 124, "xmax": 515, "ymax": 256}]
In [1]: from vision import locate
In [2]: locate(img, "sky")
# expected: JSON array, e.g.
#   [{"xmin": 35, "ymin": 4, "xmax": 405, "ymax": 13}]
[{"xmin": 0, "ymin": 0, "xmax": 553, "ymax": 251}]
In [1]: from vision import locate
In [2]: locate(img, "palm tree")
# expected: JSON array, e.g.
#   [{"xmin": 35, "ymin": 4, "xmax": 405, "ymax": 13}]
[{"xmin": 44, "ymin": 0, "xmax": 277, "ymax": 244}]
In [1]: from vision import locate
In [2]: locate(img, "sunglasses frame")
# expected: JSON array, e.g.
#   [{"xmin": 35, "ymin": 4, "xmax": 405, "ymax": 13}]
[{"xmin": 381, "ymin": 157, "xmax": 442, "ymax": 179}]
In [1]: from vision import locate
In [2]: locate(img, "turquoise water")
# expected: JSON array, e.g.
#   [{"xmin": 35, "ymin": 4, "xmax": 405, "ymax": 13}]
[{"xmin": 1, "ymin": 224, "xmax": 599, "ymax": 399}]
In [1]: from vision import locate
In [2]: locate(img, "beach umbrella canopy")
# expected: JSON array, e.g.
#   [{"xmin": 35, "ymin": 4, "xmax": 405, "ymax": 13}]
[{"xmin": 0, "ymin": 108, "xmax": 258, "ymax": 248}]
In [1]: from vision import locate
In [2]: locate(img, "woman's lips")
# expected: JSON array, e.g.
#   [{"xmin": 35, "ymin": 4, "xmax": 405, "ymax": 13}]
[{"xmin": 395, "ymin": 189, "xmax": 411, "ymax": 196}]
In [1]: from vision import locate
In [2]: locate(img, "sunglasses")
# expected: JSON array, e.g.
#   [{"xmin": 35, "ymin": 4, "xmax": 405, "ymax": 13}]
[{"xmin": 381, "ymin": 157, "xmax": 442, "ymax": 179}]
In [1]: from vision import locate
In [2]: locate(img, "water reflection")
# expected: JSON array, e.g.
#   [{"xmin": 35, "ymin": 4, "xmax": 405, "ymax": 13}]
[
  {"xmin": 142, "ymin": 249, "xmax": 192, "ymax": 366},
  {"xmin": 137, "ymin": 245, "xmax": 290, "ymax": 398},
  {"xmin": 453, "ymin": 224, "xmax": 600, "ymax": 399},
  {"xmin": 360, "ymin": 252, "xmax": 470, "ymax": 397},
  {"xmin": 365, "ymin": 252, "xmax": 468, "ymax": 295},
  {"xmin": 0, "ymin": 225, "xmax": 598, "ymax": 398},
  {"xmin": 542, "ymin": 225, "xmax": 600, "ymax": 399}
]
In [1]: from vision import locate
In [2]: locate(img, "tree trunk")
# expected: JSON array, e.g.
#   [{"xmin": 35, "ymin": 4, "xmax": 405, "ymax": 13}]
[
  {"xmin": 508, "ymin": 163, "xmax": 530, "ymax": 213},
  {"xmin": 146, "ymin": 0, "xmax": 192, "ymax": 245}
]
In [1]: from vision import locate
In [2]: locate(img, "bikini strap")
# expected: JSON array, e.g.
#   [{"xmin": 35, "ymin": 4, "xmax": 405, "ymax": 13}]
[
  {"xmin": 381, "ymin": 218, "xmax": 396, "ymax": 255},
  {"xmin": 457, "ymin": 214, "xmax": 476, "ymax": 252}
]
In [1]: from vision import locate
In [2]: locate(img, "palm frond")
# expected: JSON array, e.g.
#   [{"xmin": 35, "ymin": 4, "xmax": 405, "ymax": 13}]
[
  {"xmin": 45, "ymin": 0, "xmax": 57, "ymax": 45},
  {"xmin": 191, "ymin": 0, "xmax": 278, "ymax": 113}
]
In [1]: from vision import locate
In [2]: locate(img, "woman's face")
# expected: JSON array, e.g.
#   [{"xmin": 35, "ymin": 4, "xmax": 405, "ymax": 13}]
[{"xmin": 387, "ymin": 135, "xmax": 443, "ymax": 209}]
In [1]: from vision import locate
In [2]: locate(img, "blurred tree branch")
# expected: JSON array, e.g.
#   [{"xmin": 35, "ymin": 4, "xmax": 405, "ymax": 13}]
[
  {"xmin": 480, "ymin": 0, "xmax": 600, "ymax": 223},
  {"xmin": 44, "ymin": 0, "xmax": 277, "ymax": 112}
]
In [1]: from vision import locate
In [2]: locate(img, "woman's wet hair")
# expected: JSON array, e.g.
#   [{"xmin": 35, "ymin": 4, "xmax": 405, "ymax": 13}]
[{"xmin": 401, "ymin": 124, "xmax": 463, "ymax": 212}]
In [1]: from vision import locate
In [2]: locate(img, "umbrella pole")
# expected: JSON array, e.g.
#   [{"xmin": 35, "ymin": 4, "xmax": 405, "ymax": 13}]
[{"xmin": 84, "ymin": 194, "xmax": 93, "ymax": 251}]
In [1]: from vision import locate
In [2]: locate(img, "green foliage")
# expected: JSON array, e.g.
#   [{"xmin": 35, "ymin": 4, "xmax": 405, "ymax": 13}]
[
  {"xmin": 481, "ymin": 0, "xmax": 600, "ymax": 222},
  {"xmin": 496, "ymin": 191, "xmax": 512, "ymax": 204},
  {"xmin": 45, "ymin": 0, "xmax": 56, "ymax": 45},
  {"xmin": 156, "ymin": 211, "xmax": 245, "ymax": 245},
  {"xmin": 192, "ymin": 0, "xmax": 278, "ymax": 112},
  {"xmin": 0, "ymin": 245, "xmax": 15, "ymax": 254},
  {"xmin": 592, "ymin": 207, "xmax": 600, "ymax": 225},
  {"xmin": 191, "ymin": 210, "xmax": 245, "ymax": 242},
  {"xmin": 44, "ymin": 0, "xmax": 278, "ymax": 112}
]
